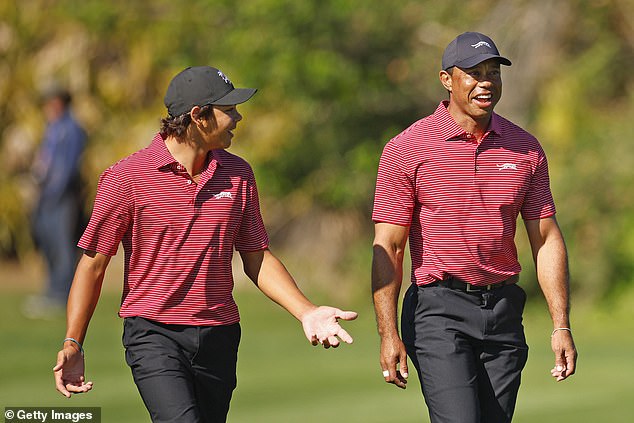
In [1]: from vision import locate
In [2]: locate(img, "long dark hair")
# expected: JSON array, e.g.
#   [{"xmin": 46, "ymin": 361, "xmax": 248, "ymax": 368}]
[{"xmin": 159, "ymin": 104, "xmax": 214, "ymax": 138}]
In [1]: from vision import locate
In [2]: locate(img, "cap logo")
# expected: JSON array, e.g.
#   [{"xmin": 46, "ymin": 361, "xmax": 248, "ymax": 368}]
[
  {"xmin": 471, "ymin": 41, "xmax": 491, "ymax": 49},
  {"xmin": 217, "ymin": 70, "xmax": 231, "ymax": 85}
]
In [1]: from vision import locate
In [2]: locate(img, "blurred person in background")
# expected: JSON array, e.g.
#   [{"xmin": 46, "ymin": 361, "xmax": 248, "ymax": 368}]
[
  {"xmin": 52, "ymin": 66, "xmax": 357, "ymax": 423},
  {"xmin": 23, "ymin": 84, "xmax": 86, "ymax": 319},
  {"xmin": 371, "ymin": 32, "xmax": 577, "ymax": 423}
]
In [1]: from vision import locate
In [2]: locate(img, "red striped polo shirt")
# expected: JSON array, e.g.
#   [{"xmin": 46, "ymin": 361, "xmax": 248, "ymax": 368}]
[
  {"xmin": 78, "ymin": 133, "xmax": 269, "ymax": 325},
  {"xmin": 373, "ymin": 101, "xmax": 556, "ymax": 286}
]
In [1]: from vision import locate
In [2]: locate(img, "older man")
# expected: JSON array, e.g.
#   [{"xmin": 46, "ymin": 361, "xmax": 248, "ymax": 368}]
[{"xmin": 372, "ymin": 32, "xmax": 577, "ymax": 423}]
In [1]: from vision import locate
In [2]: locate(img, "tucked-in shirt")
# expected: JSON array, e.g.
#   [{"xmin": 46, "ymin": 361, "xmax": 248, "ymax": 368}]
[
  {"xmin": 373, "ymin": 101, "xmax": 556, "ymax": 286},
  {"xmin": 79, "ymin": 133, "xmax": 269, "ymax": 325}
]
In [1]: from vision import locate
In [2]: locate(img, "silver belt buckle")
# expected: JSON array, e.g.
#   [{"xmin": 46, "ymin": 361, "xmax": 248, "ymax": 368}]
[{"xmin": 465, "ymin": 283, "xmax": 481, "ymax": 292}]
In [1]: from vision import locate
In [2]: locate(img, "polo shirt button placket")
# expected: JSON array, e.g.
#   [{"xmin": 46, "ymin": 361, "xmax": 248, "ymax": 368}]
[
  {"xmin": 474, "ymin": 143, "xmax": 480, "ymax": 173},
  {"xmin": 187, "ymin": 177, "xmax": 198, "ymax": 206}
]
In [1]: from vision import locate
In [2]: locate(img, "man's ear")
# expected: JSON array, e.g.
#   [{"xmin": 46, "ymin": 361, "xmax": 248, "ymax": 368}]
[
  {"xmin": 439, "ymin": 70, "xmax": 452, "ymax": 92},
  {"xmin": 189, "ymin": 105, "xmax": 203, "ymax": 124}
]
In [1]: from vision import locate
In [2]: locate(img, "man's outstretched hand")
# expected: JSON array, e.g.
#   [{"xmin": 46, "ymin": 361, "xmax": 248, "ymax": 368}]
[{"xmin": 301, "ymin": 306, "xmax": 358, "ymax": 348}]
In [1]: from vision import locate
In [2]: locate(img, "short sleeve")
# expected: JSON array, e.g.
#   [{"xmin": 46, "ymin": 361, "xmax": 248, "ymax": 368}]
[
  {"xmin": 78, "ymin": 167, "xmax": 133, "ymax": 256},
  {"xmin": 234, "ymin": 169, "xmax": 270, "ymax": 252},
  {"xmin": 521, "ymin": 147, "xmax": 556, "ymax": 220},
  {"xmin": 372, "ymin": 140, "xmax": 415, "ymax": 226}
]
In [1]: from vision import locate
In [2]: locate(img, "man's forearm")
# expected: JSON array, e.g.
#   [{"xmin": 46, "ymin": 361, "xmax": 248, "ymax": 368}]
[
  {"xmin": 242, "ymin": 249, "xmax": 316, "ymax": 321},
  {"xmin": 536, "ymin": 236, "xmax": 571, "ymax": 328},
  {"xmin": 371, "ymin": 244, "xmax": 404, "ymax": 338},
  {"xmin": 64, "ymin": 252, "xmax": 109, "ymax": 343}
]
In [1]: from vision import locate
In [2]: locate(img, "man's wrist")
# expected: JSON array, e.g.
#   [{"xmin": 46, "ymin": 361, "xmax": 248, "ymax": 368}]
[
  {"xmin": 551, "ymin": 312, "xmax": 570, "ymax": 329},
  {"xmin": 551, "ymin": 327, "xmax": 572, "ymax": 337},
  {"xmin": 63, "ymin": 337, "xmax": 84, "ymax": 355},
  {"xmin": 296, "ymin": 303, "xmax": 319, "ymax": 322},
  {"xmin": 377, "ymin": 326, "xmax": 400, "ymax": 340}
]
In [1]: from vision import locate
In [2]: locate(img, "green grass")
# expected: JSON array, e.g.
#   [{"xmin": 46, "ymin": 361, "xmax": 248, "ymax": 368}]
[{"xmin": 1, "ymin": 287, "xmax": 633, "ymax": 422}]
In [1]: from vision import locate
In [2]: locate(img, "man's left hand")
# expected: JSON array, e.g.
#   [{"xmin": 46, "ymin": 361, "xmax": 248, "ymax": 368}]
[
  {"xmin": 550, "ymin": 330, "xmax": 578, "ymax": 381},
  {"xmin": 301, "ymin": 306, "xmax": 358, "ymax": 348}
]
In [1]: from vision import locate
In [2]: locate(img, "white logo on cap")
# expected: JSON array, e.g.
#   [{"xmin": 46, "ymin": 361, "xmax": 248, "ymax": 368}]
[
  {"xmin": 217, "ymin": 70, "xmax": 231, "ymax": 85},
  {"xmin": 471, "ymin": 41, "xmax": 491, "ymax": 49}
]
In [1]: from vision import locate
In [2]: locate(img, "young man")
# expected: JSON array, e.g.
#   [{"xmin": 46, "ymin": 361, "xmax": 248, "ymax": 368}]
[
  {"xmin": 371, "ymin": 33, "xmax": 577, "ymax": 423},
  {"xmin": 53, "ymin": 66, "xmax": 357, "ymax": 422}
]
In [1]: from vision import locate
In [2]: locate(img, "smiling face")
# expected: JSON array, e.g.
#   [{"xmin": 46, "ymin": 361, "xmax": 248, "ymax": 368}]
[
  {"xmin": 210, "ymin": 105, "xmax": 243, "ymax": 149},
  {"xmin": 440, "ymin": 59, "xmax": 502, "ymax": 132},
  {"xmin": 193, "ymin": 104, "xmax": 243, "ymax": 150}
]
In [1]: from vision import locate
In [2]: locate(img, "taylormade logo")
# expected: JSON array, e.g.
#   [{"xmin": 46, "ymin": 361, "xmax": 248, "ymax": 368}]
[
  {"xmin": 217, "ymin": 70, "xmax": 231, "ymax": 85},
  {"xmin": 471, "ymin": 41, "xmax": 491, "ymax": 49}
]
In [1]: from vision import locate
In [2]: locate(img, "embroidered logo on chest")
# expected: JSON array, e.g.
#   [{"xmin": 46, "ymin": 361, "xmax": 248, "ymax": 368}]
[
  {"xmin": 496, "ymin": 163, "xmax": 518, "ymax": 171},
  {"xmin": 213, "ymin": 191, "xmax": 234, "ymax": 200}
]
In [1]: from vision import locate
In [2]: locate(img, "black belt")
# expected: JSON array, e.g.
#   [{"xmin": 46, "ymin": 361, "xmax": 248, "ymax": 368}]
[{"xmin": 426, "ymin": 274, "xmax": 518, "ymax": 293}]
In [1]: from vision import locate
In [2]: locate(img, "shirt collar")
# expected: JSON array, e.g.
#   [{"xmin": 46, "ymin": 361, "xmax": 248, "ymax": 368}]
[
  {"xmin": 434, "ymin": 100, "xmax": 503, "ymax": 141},
  {"xmin": 147, "ymin": 133, "xmax": 176, "ymax": 169},
  {"xmin": 210, "ymin": 149, "xmax": 225, "ymax": 167}
]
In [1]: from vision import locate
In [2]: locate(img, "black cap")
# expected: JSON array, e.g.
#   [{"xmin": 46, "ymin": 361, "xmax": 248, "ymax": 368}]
[
  {"xmin": 442, "ymin": 32, "xmax": 511, "ymax": 70},
  {"xmin": 164, "ymin": 66, "xmax": 257, "ymax": 117}
]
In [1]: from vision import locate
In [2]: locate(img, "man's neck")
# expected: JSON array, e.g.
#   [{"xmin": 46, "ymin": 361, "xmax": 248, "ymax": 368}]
[
  {"xmin": 164, "ymin": 135, "xmax": 209, "ymax": 179},
  {"xmin": 447, "ymin": 107, "xmax": 491, "ymax": 141}
]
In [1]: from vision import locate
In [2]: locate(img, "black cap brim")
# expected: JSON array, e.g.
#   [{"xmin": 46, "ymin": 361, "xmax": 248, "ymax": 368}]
[
  {"xmin": 453, "ymin": 54, "xmax": 512, "ymax": 69},
  {"xmin": 211, "ymin": 88, "xmax": 257, "ymax": 106}
]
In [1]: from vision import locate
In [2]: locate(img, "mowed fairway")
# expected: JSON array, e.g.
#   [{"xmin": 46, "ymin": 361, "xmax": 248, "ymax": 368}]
[{"xmin": 1, "ymin": 277, "xmax": 632, "ymax": 422}]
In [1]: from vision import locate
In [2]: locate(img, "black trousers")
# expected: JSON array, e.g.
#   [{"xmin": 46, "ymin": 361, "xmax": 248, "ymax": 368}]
[
  {"xmin": 402, "ymin": 283, "xmax": 529, "ymax": 423},
  {"xmin": 122, "ymin": 317, "xmax": 241, "ymax": 423}
]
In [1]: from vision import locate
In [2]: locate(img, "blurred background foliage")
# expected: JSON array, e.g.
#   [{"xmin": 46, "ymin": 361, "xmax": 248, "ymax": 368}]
[{"xmin": 1, "ymin": 0, "xmax": 633, "ymax": 305}]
